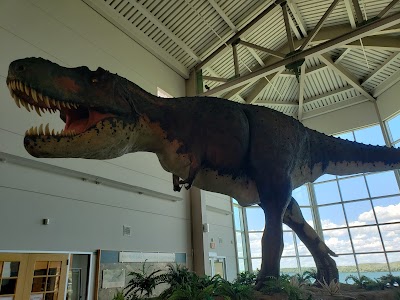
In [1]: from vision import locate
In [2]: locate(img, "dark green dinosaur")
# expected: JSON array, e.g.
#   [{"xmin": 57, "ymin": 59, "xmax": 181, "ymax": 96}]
[{"xmin": 6, "ymin": 57, "xmax": 400, "ymax": 286}]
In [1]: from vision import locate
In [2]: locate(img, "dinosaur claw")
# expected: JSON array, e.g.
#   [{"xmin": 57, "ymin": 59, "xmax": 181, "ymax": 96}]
[
  {"xmin": 184, "ymin": 183, "xmax": 191, "ymax": 190},
  {"xmin": 173, "ymin": 185, "xmax": 182, "ymax": 192}
]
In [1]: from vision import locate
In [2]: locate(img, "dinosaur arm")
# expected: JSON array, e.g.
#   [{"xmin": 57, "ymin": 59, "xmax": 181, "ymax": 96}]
[
  {"xmin": 172, "ymin": 174, "xmax": 181, "ymax": 192},
  {"xmin": 171, "ymin": 154, "xmax": 201, "ymax": 191}
]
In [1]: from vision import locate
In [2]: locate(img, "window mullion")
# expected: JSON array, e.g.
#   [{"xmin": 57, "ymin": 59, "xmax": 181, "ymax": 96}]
[
  {"xmin": 242, "ymin": 207, "xmax": 253, "ymax": 272},
  {"xmin": 307, "ymin": 183, "xmax": 323, "ymax": 239},
  {"xmin": 336, "ymin": 176, "xmax": 361, "ymax": 278}
]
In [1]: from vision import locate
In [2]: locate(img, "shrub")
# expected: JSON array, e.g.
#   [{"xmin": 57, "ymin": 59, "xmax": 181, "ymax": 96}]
[{"xmin": 124, "ymin": 261, "xmax": 165, "ymax": 299}]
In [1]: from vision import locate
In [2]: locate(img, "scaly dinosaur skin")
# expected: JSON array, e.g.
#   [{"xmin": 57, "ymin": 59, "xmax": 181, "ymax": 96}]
[{"xmin": 7, "ymin": 57, "xmax": 400, "ymax": 285}]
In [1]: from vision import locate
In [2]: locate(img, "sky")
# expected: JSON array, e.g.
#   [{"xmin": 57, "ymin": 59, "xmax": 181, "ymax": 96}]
[{"xmin": 240, "ymin": 121, "xmax": 400, "ymax": 271}]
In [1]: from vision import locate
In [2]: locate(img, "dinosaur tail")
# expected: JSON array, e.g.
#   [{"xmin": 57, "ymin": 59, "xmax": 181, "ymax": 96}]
[{"xmin": 312, "ymin": 130, "xmax": 400, "ymax": 176}]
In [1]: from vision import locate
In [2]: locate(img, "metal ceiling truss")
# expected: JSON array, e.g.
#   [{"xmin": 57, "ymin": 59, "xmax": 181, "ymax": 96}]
[
  {"xmin": 86, "ymin": 0, "xmax": 400, "ymax": 119},
  {"xmin": 198, "ymin": 10, "xmax": 400, "ymax": 96}
]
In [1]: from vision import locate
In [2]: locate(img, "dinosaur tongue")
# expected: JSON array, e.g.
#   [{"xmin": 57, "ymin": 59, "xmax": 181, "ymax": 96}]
[{"xmin": 65, "ymin": 109, "xmax": 115, "ymax": 134}]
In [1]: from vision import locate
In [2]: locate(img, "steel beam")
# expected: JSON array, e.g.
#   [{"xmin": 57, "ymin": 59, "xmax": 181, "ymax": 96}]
[
  {"xmin": 373, "ymin": 69, "xmax": 400, "ymax": 97},
  {"xmin": 282, "ymin": 2, "xmax": 295, "ymax": 52},
  {"xmin": 351, "ymin": 0, "xmax": 364, "ymax": 24},
  {"xmin": 344, "ymin": 0, "xmax": 357, "ymax": 28},
  {"xmin": 378, "ymin": 0, "xmax": 400, "ymax": 18},
  {"xmin": 195, "ymin": 1, "xmax": 284, "ymax": 71},
  {"xmin": 203, "ymin": 76, "xmax": 228, "ymax": 82},
  {"xmin": 233, "ymin": 44, "xmax": 240, "ymax": 76},
  {"xmin": 238, "ymin": 40, "xmax": 286, "ymax": 58},
  {"xmin": 344, "ymin": 36, "xmax": 400, "ymax": 51},
  {"xmin": 299, "ymin": 0, "xmax": 340, "ymax": 51},
  {"xmin": 245, "ymin": 69, "xmax": 285, "ymax": 104},
  {"xmin": 319, "ymin": 54, "xmax": 375, "ymax": 101},
  {"xmin": 199, "ymin": 12, "xmax": 400, "ymax": 96},
  {"xmin": 287, "ymin": 0, "xmax": 308, "ymax": 37},
  {"xmin": 298, "ymin": 63, "xmax": 306, "ymax": 120},
  {"xmin": 362, "ymin": 52, "xmax": 400, "ymax": 86}
]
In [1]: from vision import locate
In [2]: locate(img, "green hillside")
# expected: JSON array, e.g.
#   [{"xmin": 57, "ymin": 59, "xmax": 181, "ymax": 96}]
[{"xmin": 280, "ymin": 261, "xmax": 400, "ymax": 274}]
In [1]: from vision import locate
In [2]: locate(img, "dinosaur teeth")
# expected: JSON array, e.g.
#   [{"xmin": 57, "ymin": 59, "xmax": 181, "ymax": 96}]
[
  {"xmin": 25, "ymin": 124, "xmax": 77, "ymax": 137},
  {"xmin": 35, "ymin": 106, "xmax": 41, "ymax": 116},
  {"xmin": 44, "ymin": 96, "xmax": 51, "ymax": 108},
  {"xmin": 45, "ymin": 124, "xmax": 50, "ymax": 135},
  {"xmin": 22, "ymin": 100, "xmax": 30, "ymax": 112},
  {"xmin": 56, "ymin": 101, "xmax": 61, "ymax": 110},
  {"xmin": 31, "ymin": 89, "xmax": 38, "ymax": 103},
  {"xmin": 38, "ymin": 92, "xmax": 43, "ymax": 102},
  {"xmin": 13, "ymin": 95, "xmax": 21, "ymax": 108},
  {"xmin": 24, "ymin": 84, "xmax": 30, "ymax": 96}
]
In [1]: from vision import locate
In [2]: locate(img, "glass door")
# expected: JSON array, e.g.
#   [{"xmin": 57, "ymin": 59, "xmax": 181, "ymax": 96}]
[{"xmin": 209, "ymin": 256, "xmax": 226, "ymax": 279}]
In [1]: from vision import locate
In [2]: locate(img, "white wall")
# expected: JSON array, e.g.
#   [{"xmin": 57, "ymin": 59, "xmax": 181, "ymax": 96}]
[
  {"xmin": 377, "ymin": 80, "xmax": 400, "ymax": 121},
  {"xmin": 204, "ymin": 191, "xmax": 238, "ymax": 281},
  {"xmin": 0, "ymin": 0, "xmax": 190, "ymax": 260}
]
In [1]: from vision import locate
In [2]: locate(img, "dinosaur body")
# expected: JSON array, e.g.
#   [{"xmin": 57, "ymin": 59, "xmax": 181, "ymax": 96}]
[{"xmin": 6, "ymin": 57, "xmax": 400, "ymax": 285}]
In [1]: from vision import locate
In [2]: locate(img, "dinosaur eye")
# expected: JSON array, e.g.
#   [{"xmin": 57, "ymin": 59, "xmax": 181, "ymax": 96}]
[{"xmin": 92, "ymin": 78, "xmax": 98, "ymax": 83}]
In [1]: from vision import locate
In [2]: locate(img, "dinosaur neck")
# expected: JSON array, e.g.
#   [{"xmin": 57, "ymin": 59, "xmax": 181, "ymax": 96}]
[{"xmin": 123, "ymin": 79, "xmax": 164, "ymax": 116}]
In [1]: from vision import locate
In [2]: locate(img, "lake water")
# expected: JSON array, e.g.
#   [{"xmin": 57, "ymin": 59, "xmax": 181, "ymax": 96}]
[{"xmin": 338, "ymin": 271, "xmax": 400, "ymax": 283}]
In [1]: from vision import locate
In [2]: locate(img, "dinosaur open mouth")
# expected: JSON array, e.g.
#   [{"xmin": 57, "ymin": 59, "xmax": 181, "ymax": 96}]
[{"xmin": 7, "ymin": 79, "xmax": 115, "ymax": 137}]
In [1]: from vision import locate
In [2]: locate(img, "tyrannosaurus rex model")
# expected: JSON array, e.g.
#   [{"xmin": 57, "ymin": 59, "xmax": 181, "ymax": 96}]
[{"xmin": 6, "ymin": 57, "xmax": 400, "ymax": 285}]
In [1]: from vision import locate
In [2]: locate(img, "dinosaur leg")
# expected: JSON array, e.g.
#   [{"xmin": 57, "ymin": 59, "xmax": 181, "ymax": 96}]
[
  {"xmin": 255, "ymin": 179, "xmax": 292, "ymax": 289},
  {"xmin": 172, "ymin": 174, "xmax": 182, "ymax": 192},
  {"xmin": 283, "ymin": 197, "xmax": 339, "ymax": 283}
]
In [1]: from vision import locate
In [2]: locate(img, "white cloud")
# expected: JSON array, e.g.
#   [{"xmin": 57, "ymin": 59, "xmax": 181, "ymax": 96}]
[
  {"xmin": 359, "ymin": 203, "xmax": 400, "ymax": 223},
  {"xmin": 244, "ymin": 202, "xmax": 400, "ymax": 269},
  {"xmin": 249, "ymin": 232, "xmax": 263, "ymax": 257}
]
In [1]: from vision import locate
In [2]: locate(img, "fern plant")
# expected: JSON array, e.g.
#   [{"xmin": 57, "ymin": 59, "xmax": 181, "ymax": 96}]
[
  {"xmin": 124, "ymin": 260, "xmax": 165, "ymax": 300},
  {"xmin": 159, "ymin": 264, "xmax": 199, "ymax": 299},
  {"xmin": 112, "ymin": 290, "xmax": 125, "ymax": 300},
  {"xmin": 317, "ymin": 277, "xmax": 341, "ymax": 295},
  {"xmin": 234, "ymin": 271, "xmax": 257, "ymax": 286},
  {"xmin": 261, "ymin": 276, "xmax": 305, "ymax": 300},
  {"xmin": 214, "ymin": 279, "xmax": 255, "ymax": 300}
]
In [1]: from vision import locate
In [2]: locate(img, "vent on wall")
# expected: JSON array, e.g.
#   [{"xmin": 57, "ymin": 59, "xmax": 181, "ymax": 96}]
[{"xmin": 123, "ymin": 225, "xmax": 132, "ymax": 236}]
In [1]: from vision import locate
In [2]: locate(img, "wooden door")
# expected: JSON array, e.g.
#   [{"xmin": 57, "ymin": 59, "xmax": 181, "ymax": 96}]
[
  {"xmin": 0, "ymin": 253, "xmax": 28, "ymax": 299},
  {"xmin": 0, "ymin": 253, "xmax": 68, "ymax": 300}
]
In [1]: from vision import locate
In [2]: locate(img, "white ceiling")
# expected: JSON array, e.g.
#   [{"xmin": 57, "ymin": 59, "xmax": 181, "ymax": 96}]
[{"xmin": 84, "ymin": 0, "xmax": 400, "ymax": 120}]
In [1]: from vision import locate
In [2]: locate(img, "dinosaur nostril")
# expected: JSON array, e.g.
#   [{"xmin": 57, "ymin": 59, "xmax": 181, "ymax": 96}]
[{"xmin": 16, "ymin": 64, "xmax": 26, "ymax": 72}]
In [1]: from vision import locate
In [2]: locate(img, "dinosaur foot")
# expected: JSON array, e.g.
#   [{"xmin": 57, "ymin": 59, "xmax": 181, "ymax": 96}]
[
  {"xmin": 315, "ymin": 256, "xmax": 339, "ymax": 284},
  {"xmin": 255, "ymin": 275, "xmax": 277, "ymax": 291},
  {"xmin": 178, "ymin": 179, "xmax": 192, "ymax": 190},
  {"xmin": 173, "ymin": 184, "xmax": 182, "ymax": 192}
]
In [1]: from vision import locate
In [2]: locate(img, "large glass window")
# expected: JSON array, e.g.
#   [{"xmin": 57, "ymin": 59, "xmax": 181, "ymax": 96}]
[{"xmin": 233, "ymin": 119, "xmax": 400, "ymax": 282}]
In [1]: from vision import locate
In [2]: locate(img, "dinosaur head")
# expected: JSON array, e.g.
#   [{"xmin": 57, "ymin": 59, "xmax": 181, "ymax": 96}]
[{"xmin": 7, "ymin": 57, "xmax": 141, "ymax": 159}]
